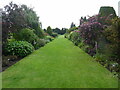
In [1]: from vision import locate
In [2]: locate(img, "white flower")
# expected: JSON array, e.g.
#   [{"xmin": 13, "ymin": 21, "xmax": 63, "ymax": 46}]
[{"xmin": 112, "ymin": 64, "xmax": 115, "ymax": 67}]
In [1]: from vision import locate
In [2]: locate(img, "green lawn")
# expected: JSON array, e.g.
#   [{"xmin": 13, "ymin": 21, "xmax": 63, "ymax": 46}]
[{"xmin": 2, "ymin": 35, "xmax": 118, "ymax": 88}]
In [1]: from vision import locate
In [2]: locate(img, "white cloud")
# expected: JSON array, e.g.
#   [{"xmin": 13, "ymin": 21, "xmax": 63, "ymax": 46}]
[{"xmin": 0, "ymin": 0, "xmax": 119, "ymax": 29}]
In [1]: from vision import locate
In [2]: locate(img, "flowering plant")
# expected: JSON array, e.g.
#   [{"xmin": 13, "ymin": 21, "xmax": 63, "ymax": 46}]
[{"xmin": 79, "ymin": 21, "xmax": 103, "ymax": 45}]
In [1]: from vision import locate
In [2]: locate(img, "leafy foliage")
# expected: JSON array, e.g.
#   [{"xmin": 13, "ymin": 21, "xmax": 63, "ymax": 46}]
[
  {"xmin": 46, "ymin": 26, "xmax": 53, "ymax": 35},
  {"xmin": 53, "ymin": 28, "xmax": 67, "ymax": 35},
  {"xmin": 99, "ymin": 6, "xmax": 116, "ymax": 18},
  {"xmin": 2, "ymin": 2, "xmax": 44, "ymax": 43},
  {"xmin": 66, "ymin": 27, "xmax": 78, "ymax": 34},
  {"xmin": 104, "ymin": 17, "xmax": 120, "ymax": 63},
  {"xmin": 2, "ymin": 2, "xmax": 27, "ymax": 43},
  {"xmin": 45, "ymin": 36, "xmax": 54, "ymax": 41},
  {"xmin": 70, "ymin": 22, "xmax": 76, "ymax": 28},
  {"xmin": 21, "ymin": 5, "xmax": 44, "ymax": 38},
  {"xmin": 69, "ymin": 31, "xmax": 81, "ymax": 46},
  {"xmin": 51, "ymin": 32, "xmax": 58, "ymax": 38},
  {"xmin": 13, "ymin": 28, "xmax": 45, "ymax": 49},
  {"xmin": 80, "ymin": 16, "xmax": 87, "ymax": 25},
  {"xmin": 37, "ymin": 39, "xmax": 46, "ymax": 47},
  {"xmin": 4, "ymin": 41, "xmax": 34, "ymax": 57}
]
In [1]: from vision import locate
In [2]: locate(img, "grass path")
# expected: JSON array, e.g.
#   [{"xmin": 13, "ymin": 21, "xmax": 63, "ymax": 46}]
[{"xmin": 2, "ymin": 36, "xmax": 118, "ymax": 88}]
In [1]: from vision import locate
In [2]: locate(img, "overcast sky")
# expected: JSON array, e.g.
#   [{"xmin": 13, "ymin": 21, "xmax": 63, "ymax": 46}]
[{"xmin": 0, "ymin": 0, "xmax": 119, "ymax": 29}]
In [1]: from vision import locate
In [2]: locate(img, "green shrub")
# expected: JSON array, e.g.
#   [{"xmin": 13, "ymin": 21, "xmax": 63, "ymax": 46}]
[
  {"xmin": 64, "ymin": 27, "xmax": 78, "ymax": 39},
  {"xmin": 38, "ymin": 39, "xmax": 46, "ymax": 47},
  {"xmin": 32, "ymin": 23, "xmax": 45, "ymax": 38},
  {"xmin": 99, "ymin": 6, "xmax": 116, "ymax": 18},
  {"xmin": 81, "ymin": 45, "xmax": 90, "ymax": 53},
  {"xmin": 66, "ymin": 27, "xmax": 78, "ymax": 34},
  {"xmin": 32, "ymin": 39, "xmax": 46, "ymax": 49},
  {"xmin": 44, "ymin": 39, "xmax": 50, "ymax": 43},
  {"xmin": 104, "ymin": 17, "xmax": 120, "ymax": 63},
  {"xmin": 51, "ymin": 33, "xmax": 58, "ymax": 38},
  {"xmin": 64, "ymin": 33, "xmax": 71, "ymax": 39},
  {"xmin": 45, "ymin": 36, "xmax": 54, "ymax": 41},
  {"xmin": 4, "ymin": 41, "xmax": 34, "ymax": 57},
  {"xmin": 46, "ymin": 26, "xmax": 53, "ymax": 35},
  {"xmin": 51, "ymin": 37, "xmax": 54, "ymax": 41},
  {"xmin": 64, "ymin": 33, "xmax": 68, "ymax": 38},
  {"xmin": 78, "ymin": 41, "xmax": 85, "ymax": 48},
  {"xmin": 69, "ymin": 31, "xmax": 81, "ymax": 45},
  {"xmin": 94, "ymin": 53, "xmax": 108, "ymax": 62},
  {"xmin": 78, "ymin": 42, "xmax": 95, "ymax": 56},
  {"xmin": 13, "ymin": 28, "xmax": 45, "ymax": 49}
]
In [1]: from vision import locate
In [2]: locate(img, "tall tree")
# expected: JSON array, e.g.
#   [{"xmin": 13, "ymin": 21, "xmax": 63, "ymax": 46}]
[
  {"xmin": 2, "ymin": 2, "xmax": 27, "ymax": 43},
  {"xmin": 46, "ymin": 26, "xmax": 52, "ymax": 35},
  {"xmin": 2, "ymin": 2, "xmax": 44, "ymax": 43},
  {"xmin": 80, "ymin": 16, "xmax": 87, "ymax": 25},
  {"xmin": 21, "ymin": 4, "xmax": 44, "ymax": 38},
  {"xmin": 70, "ymin": 22, "xmax": 76, "ymax": 28}
]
